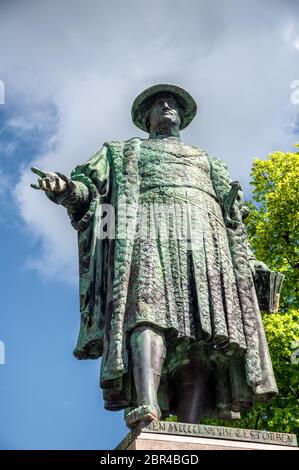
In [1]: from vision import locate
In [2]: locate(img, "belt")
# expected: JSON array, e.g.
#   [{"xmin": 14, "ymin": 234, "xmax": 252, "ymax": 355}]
[
  {"xmin": 139, "ymin": 185, "xmax": 225, "ymax": 229},
  {"xmin": 140, "ymin": 184, "xmax": 218, "ymax": 201}
]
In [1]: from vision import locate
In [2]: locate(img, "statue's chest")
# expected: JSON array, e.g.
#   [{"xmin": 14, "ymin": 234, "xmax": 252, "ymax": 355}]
[{"xmin": 139, "ymin": 141, "xmax": 211, "ymax": 181}]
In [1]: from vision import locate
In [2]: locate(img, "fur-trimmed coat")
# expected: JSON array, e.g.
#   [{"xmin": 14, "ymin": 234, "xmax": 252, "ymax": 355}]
[{"xmin": 67, "ymin": 138, "xmax": 278, "ymax": 416}]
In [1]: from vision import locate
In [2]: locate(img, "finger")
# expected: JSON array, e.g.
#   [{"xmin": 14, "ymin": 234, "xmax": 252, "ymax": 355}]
[
  {"xmin": 31, "ymin": 166, "xmax": 48, "ymax": 178},
  {"xmin": 31, "ymin": 183, "xmax": 41, "ymax": 190},
  {"xmin": 56, "ymin": 172, "xmax": 67, "ymax": 181},
  {"xmin": 44, "ymin": 177, "xmax": 54, "ymax": 192},
  {"xmin": 55, "ymin": 177, "xmax": 61, "ymax": 192},
  {"xmin": 39, "ymin": 178, "xmax": 48, "ymax": 191},
  {"xmin": 55, "ymin": 177, "xmax": 66, "ymax": 192},
  {"xmin": 49, "ymin": 180, "xmax": 56, "ymax": 192},
  {"xmin": 56, "ymin": 172, "xmax": 68, "ymax": 190}
]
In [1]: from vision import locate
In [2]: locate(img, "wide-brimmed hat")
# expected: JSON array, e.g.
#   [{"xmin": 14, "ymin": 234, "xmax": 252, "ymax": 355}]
[{"xmin": 131, "ymin": 84, "xmax": 197, "ymax": 132}]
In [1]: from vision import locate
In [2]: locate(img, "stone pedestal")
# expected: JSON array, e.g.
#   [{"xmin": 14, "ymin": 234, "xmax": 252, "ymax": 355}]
[{"xmin": 116, "ymin": 421, "xmax": 298, "ymax": 451}]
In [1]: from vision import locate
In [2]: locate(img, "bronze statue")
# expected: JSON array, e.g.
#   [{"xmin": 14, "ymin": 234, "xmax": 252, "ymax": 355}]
[{"xmin": 31, "ymin": 84, "xmax": 283, "ymax": 428}]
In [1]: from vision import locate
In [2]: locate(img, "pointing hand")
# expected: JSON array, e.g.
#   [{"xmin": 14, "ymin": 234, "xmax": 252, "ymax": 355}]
[{"xmin": 31, "ymin": 167, "xmax": 68, "ymax": 193}]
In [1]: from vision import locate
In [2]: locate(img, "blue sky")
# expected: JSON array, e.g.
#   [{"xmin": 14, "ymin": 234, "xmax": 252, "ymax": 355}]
[{"xmin": 0, "ymin": 0, "xmax": 299, "ymax": 450}]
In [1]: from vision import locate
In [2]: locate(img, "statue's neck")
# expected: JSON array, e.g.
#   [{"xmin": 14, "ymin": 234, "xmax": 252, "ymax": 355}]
[
  {"xmin": 148, "ymin": 136, "xmax": 181, "ymax": 143},
  {"xmin": 149, "ymin": 129, "xmax": 181, "ymax": 141}
]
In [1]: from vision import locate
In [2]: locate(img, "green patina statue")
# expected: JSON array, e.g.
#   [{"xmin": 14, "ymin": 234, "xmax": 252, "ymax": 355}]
[{"xmin": 31, "ymin": 84, "xmax": 283, "ymax": 428}]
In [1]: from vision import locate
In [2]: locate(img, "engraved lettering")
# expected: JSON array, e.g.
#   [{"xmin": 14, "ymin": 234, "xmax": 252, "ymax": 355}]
[
  {"xmin": 224, "ymin": 428, "xmax": 232, "ymax": 437},
  {"xmin": 151, "ymin": 421, "xmax": 159, "ymax": 431},
  {"xmin": 159, "ymin": 421, "xmax": 166, "ymax": 431},
  {"xmin": 168, "ymin": 423, "xmax": 176, "ymax": 433}
]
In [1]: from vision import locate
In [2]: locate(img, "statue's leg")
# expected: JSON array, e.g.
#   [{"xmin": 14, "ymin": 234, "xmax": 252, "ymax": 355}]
[
  {"xmin": 125, "ymin": 325, "xmax": 166, "ymax": 428},
  {"xmin": 174, "ymin": 362, "xmax": 209, "ymax": 424}
]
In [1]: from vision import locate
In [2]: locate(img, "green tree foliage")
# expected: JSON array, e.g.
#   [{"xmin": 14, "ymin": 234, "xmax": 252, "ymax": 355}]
[
  {"xmin": 202, "ymin": 146, "xmax": 299, "ymax": 436},
  {"xmin": 245, "ymin": 146, "xmax": 299, "ymax": 309}
]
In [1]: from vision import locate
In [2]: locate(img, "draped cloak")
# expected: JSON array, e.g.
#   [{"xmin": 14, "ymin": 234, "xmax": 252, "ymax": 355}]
[{"xmin": 68, "ymin": 137, "xmax": 278, "ymax": 419}]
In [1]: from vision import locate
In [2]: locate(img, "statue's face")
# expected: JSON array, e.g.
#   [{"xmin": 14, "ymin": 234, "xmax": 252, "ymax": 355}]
[{"xmin": 148, "ymin": 94, "xmax": 181, "ymax": 131}]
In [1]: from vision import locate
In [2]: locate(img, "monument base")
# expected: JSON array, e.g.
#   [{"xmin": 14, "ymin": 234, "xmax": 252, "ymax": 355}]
[{"xmin": 116, "ymin": 421, "xmax": 298, "ymax": 451}]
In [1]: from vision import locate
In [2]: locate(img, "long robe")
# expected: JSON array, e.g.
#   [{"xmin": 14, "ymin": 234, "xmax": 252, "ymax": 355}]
[{"xmin": 68, "ymin": 137, "xmax": 278, "ymax": 418}]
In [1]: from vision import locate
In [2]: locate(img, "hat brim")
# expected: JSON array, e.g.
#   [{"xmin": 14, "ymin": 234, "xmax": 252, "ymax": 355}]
[{"xmin": 131, "ymin": 84, "xmax": 197, "ymax": 132}]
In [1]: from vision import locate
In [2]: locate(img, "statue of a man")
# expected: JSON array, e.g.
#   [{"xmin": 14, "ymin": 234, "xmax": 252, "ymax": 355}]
[{"xmin": 31, "ymin": 84, "xmax": 282, "ymax": 428}]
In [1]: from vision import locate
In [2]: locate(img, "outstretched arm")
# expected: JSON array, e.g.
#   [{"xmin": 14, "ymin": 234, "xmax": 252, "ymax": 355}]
[{"xmin": 31, "ymin": 167, "xmax": 90, "ymax": 212}]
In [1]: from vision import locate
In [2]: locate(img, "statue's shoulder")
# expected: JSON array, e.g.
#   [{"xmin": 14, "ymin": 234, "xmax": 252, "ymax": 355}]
[
  {"xmin": 182, "ymin": 144, "xmax": 223, "ymax": 163},
  {"xmin": 182, "ymin": 143, "xmax": 206, "ymax": 157},
  {"xmin": 188, "ymin": 144, "xmax": 206, "ymax": 153},
  {"xmin": 204, "ymin": 152, "xmax": 228, "ymax": 171},
  {"xmin": 106, "ymin": 137, "xmax": 142, "ymax": 151},
  {"xmin": 203, "ymin": 150, "xmax": 227, "ymax": 168}
]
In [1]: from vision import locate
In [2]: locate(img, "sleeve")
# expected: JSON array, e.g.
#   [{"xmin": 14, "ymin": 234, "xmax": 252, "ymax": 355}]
[
  {"xmin": 72, "ymin": 144, "xmax": 111, "ymax": 358},
  {"xmin": 46, "ymin": 180, "xmax": 91, "ymax": 213},
  {"xmin": 67, "ymin": 144, "xmax": 110, "ymax": 231}
]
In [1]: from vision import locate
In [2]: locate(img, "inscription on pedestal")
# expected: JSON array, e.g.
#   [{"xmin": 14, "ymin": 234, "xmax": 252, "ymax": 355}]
[{"xmin": 139, "ymin": 421, "xmax": 297, "ymax": 447}]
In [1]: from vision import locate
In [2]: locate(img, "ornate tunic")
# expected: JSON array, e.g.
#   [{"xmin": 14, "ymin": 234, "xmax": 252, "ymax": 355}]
[
  {"xmin": 124, "ymin": 139, "xmax": 246, "ymax": 358},
  {"xmin": 66, "ymin": 137, "xmax": 278, "ymax": 418}
]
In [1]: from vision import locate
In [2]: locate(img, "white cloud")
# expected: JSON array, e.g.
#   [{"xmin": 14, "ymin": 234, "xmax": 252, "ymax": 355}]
[
  {"xmin": 283, "ymin": 23, "xmax": 299, "ymax": 51},
  {"xmin": 15, "ymin": 170, "xmax": 77, "ymax": 282},
  {"xmin": 1, "ymin": 0, "xmax": 298, "ymax": 281}
]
